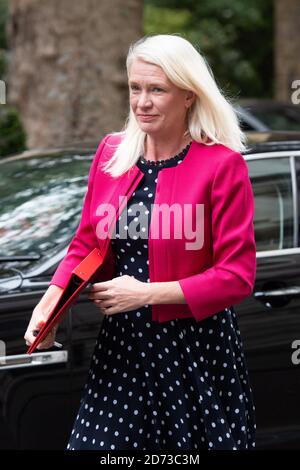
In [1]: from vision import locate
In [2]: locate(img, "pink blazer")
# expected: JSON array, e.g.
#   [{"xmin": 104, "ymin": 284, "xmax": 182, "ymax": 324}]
[{"xmin": 49, "ymin": 132, "xmax": 256, "ymax": 323}]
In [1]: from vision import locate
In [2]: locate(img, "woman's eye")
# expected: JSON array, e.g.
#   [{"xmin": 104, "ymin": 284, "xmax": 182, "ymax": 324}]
[{"xmin": 129, "ymin": 85, "xmax": 164, "ymax": 92}]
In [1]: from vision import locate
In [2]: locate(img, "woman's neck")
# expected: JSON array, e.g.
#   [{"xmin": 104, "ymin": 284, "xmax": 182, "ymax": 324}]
[{"xmin": 144, "ymin": 132, "xmax": 191, "ymax": 162}]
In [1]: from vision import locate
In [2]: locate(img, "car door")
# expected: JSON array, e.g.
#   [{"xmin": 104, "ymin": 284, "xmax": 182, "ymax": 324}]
[
  {"xmin": 235, "ymin": 149, "xmax": 300, "ymax": 449},
  {"xmin": 0, "ymin": 151, "xmax": 96, "ymax": 450},
  {"xmin": 0, "ymin": 276, "xmax": 73, "ymax": 449}
]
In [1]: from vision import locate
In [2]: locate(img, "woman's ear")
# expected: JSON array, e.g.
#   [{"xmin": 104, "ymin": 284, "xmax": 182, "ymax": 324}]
[{"xmin": 185, "ymin": 90, "xmax": 196, "ymax": 109}]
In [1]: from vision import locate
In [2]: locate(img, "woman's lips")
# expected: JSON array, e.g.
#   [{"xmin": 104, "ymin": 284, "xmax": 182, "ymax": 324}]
[{"xmin": 138, "ymin": 114, "xmax": 158, "ymax": 121}]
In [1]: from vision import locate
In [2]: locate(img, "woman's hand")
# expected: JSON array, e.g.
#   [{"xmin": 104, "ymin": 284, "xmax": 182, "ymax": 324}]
[
  {"xmin": 24, "ymin": 305, "xmax": 58, "ymax": 350},
  {"xmin": 24, "ymin": 285, "xmax": 63, "ymax": 350},
  {"xmin": 88, "ymin": 275, "xmax": 150, "ymax": 315}
]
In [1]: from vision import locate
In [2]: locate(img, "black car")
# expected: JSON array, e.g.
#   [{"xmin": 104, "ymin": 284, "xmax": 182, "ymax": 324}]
[
  {"xmin": 235, "ymin": 99, "xmax": 300, "ymax": 132},
  {"xmin": 0, "ymin": 132, "xmax": 300, "ymax": 449}
]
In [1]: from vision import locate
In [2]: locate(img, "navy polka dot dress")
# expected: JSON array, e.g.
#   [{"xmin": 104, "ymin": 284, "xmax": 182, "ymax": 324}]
[{"xmin": 66, "ymin": 142, "xmax": 256, "ymax": 451}]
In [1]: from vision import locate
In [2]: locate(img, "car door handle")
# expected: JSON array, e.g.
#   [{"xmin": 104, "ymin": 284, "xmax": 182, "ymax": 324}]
[
  {"xmin": 254, "ymin": 285, "xmax": 300, "ymax": 299},
  {"xmin": 0, "ymin": 350, "xmax": 68, "ymax": 370}
]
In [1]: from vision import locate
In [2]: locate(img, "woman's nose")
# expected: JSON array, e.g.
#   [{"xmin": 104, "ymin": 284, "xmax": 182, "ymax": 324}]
[{"xmin": 137, "ymin": 92, "xmax": 152, "ymax": 108}]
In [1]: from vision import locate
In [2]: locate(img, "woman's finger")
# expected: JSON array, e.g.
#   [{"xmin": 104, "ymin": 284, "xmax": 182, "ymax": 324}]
[
  {"xmin": 24, "ymin": 328, "xmax": 36, "ymax": 345},
  {"xmin": 27, "ymin": 325, "xmax": 56, "ymax": 349},
  {"xmin": 37, "ymin": 337, "xmax": 55, "ymax": 350}
]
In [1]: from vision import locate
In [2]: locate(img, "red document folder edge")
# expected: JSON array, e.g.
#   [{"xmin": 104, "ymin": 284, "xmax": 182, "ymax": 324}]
[{"xmin": 27, "ymin": 247, "xmax": 105, "ymax": 354}]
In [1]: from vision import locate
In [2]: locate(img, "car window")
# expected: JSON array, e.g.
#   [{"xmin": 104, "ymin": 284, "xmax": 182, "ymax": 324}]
[
  {"xmin": 250, "ymin": 107, "xmax": 300, "ymax": 131},
  {"xmin": 239, "ymin": 118, "xmax": 256, "ymax": 131},
  {"xmin": 0, "ymin": 153, "xmax": 93, "ymax": 273},
  {"xmin": 246, "ymin": 157, "xmax": 294, "ymax": 251}
]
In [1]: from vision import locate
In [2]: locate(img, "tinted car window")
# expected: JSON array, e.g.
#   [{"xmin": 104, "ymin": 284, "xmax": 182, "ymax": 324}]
[
  {"xmin": 239, "ymin": 119, "xmax": 256, "ymax": 131},
  {"xmin": 247, "ymin": 157, "xmax": 294, "ymax": 251},
  {"xmin": 0, "ymin": 153, "xmax": 93, "ymax": 272},
  {"xmin": 248, "ymin": 107, "xmax": 300, "ymax": 131}
]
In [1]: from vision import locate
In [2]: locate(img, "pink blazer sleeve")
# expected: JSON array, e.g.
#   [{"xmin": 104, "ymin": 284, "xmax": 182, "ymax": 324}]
[
  {"xmin": 48, "ymin": 134, "xmax": 113, "ymax": 289},
  {"xmin": 178, "ymin": 151, "xmax": 256, "ymax": 321}
]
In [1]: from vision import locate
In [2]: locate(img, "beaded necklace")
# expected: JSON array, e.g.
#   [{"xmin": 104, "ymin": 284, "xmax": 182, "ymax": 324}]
[{"xmin": 139, "ymin": 141, "xmax": 192, "ymax": 166}]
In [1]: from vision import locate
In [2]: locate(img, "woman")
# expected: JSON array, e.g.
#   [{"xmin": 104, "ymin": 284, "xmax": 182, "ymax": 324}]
[{"xmin": 25, "ymin": 34, "xmax": 256, "ymax": 450}]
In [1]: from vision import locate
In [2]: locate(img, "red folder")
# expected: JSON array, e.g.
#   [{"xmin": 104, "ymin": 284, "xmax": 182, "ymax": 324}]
[{"xmin": 27, "ymin": 247, "xmax": 105, "ymax": 354}]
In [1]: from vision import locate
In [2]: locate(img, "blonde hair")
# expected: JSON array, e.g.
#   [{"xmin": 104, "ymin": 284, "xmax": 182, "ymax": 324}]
[{"xmin": 102, "ymin": 33, "xmax": 247, "ymax": 178}]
